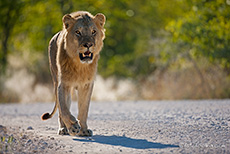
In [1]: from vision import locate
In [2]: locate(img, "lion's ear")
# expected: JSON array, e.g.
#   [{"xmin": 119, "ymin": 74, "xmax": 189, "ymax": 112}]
[
  {"xmin": 62, "ymin": 14, "xmax": 74, "ymax": 29},
  {"xmin": 94, "ymin": 13, "xmax": 106, "ymax": 27}
]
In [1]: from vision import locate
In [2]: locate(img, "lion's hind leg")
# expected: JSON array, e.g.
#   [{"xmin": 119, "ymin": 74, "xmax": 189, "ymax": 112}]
[{"xmin": 58, "ymin": 116, "xmax": 69, "ymax": 135}]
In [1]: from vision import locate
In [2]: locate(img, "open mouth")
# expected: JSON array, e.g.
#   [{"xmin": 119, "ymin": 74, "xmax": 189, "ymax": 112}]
[{"xmin": 79, "ymin": 51, "xmax": 93, "ymax": 63}]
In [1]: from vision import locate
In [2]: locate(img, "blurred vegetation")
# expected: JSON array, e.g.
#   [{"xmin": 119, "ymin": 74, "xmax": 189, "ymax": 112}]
[
  {"xmin": 167, "ymin": 0, "xmax": 230, "ymax": 71},
  {"xmin": 0, "ymin": 0, "xmax": 230, "ymax": 101}
]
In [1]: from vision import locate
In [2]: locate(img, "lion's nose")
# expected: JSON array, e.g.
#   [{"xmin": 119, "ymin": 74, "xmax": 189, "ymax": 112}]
[{"xmin": 83, "ymin": 43, "xmax": 93, "ymax": 48}]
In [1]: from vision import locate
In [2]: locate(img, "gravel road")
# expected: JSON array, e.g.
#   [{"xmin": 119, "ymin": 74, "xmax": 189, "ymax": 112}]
[{"xmin": 0, "ymin": 100, "xmax": 230, "ymax": 153}]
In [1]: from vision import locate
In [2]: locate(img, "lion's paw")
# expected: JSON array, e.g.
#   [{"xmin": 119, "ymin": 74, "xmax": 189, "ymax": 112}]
[
  {"xmin": 78, "ymin": 129, "xmax": 93, "ymax": 137},
  {"xmin": 58, "ymin": 127, "xmax": 69, "ymax": 135},
  {"xmin": 68, "ymin": 122, "xmax": 81, "ymax": 136}
]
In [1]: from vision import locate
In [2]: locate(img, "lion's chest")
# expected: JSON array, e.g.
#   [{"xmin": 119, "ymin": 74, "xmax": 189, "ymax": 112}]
[{"xmin": 60, "ymin": 60, "xmax": 97, "ymax": 86}]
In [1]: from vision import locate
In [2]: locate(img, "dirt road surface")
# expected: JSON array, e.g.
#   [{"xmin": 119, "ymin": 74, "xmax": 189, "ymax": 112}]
[{"xmin": 0, "ymin": 100, "xmax": 230, "ymax": 153}]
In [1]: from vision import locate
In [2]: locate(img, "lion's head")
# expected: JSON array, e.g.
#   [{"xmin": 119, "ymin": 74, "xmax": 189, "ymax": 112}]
[{"xmin": 62, "ymin": 11, "xmax": 106, "ymax": 64}]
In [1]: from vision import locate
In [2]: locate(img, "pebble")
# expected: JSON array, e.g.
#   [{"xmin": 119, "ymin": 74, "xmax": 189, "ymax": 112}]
[
  {"xmin": 26, "ymin": 139, "xmax": 32, "ymax": 144},
  {"xmin": 0, "ymin": 125, "xmax": 7, "ymax": 133},
  {"xmin": 21, "ymin": 135, "xmax": 27, "ymax": 139},
  {"xmin": 27, "ymin": 126, "xmax": 34, "ymax": 130},
  {"xmin": 48, "ymin": 145, "xmax": 54, "ymax": 149},
  {"xmin": 221, "ymin": 145, "xmax": 226, "ymax": 148}
]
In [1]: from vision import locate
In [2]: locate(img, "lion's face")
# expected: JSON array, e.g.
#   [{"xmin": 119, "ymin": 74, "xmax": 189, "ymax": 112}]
[{"xmin": 63, "ymin": 12, "xmax": 106, "ymax": 64}]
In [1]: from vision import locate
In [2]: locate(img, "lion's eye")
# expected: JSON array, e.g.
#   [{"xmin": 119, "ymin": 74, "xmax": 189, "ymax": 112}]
[
  {"xmin": 75, "ymin": 30, "xmax": 81, "ymax": 36},
  {"xmin": 92, "ymin": 30, "xmax": 96, "ymax": 35}
]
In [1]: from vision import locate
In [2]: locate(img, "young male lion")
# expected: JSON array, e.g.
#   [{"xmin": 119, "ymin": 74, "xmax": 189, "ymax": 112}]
[{"xmin": 41, "ymin": 11, "xmax": 106, "ymax": 136}]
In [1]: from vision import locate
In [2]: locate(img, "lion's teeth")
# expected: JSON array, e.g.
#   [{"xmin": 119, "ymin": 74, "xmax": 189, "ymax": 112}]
[
  {"xmin": 82, "ymin": 54, "xmax": 86, "ymax": 57},
  {"xmin": 89, "ymin": 53, "xmax": 91, "ymax": 57}
]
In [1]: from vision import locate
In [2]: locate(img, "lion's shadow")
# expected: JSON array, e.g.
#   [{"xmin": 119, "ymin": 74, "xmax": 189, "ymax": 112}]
[{"xmin": 73, "ymin": 135, "xmax": 179, "ymax": 149}]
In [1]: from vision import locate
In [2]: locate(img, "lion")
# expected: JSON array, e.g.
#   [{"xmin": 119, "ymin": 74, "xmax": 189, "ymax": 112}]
[{"xmin": 41, "ymin": 11, "xmax": 106, "ymax": 136}]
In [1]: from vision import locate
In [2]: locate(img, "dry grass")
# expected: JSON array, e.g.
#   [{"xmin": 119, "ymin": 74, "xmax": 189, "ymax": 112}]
[
  {"xmin": 1, "ymin": 69, "xmax": 53, "ymax": 103},
  {"xmin": 140, "ymin": 63, "xmax": 230, "ymax": 100},
  {"xmin": 0, "ymin": 55, "xmax": 229, "ymax": 103}
]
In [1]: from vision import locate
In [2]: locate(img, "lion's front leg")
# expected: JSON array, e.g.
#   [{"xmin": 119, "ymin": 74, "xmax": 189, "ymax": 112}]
[
  {"xmin": 77, "ymin": 83, "xmax": 94, "ymax": 136},
  {"xmin": 57, "ymin": 83, "xmax": 80, "ymax": 136}
]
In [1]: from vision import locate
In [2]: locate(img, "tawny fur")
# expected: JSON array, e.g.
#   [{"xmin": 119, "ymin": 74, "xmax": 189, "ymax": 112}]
[{"xmin": 41, "ymin": 11, "xmax": 106, "ymax": 137}]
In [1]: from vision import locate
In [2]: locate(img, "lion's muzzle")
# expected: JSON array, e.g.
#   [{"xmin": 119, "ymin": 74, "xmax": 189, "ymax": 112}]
[{"xmin": 79, "ymin": 50, "xmax": 93, "ymax": 63}]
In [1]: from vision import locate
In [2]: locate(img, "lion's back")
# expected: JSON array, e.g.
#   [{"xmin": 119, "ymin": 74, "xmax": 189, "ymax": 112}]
[{"xmin": 48, "ymin": 31, "xmax": 61, "ymax": 83}]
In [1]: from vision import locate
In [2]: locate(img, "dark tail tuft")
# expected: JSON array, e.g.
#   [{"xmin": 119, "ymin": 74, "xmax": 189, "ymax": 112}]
[{"xmin": 41, "ymin": 113, "xmax": 51, "ymax": 120}]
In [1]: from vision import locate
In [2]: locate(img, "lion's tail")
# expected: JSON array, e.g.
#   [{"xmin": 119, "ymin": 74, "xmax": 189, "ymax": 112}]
[{"xmin": 41, "ymin": 101, "xmax": 58, "ymax": 120}]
